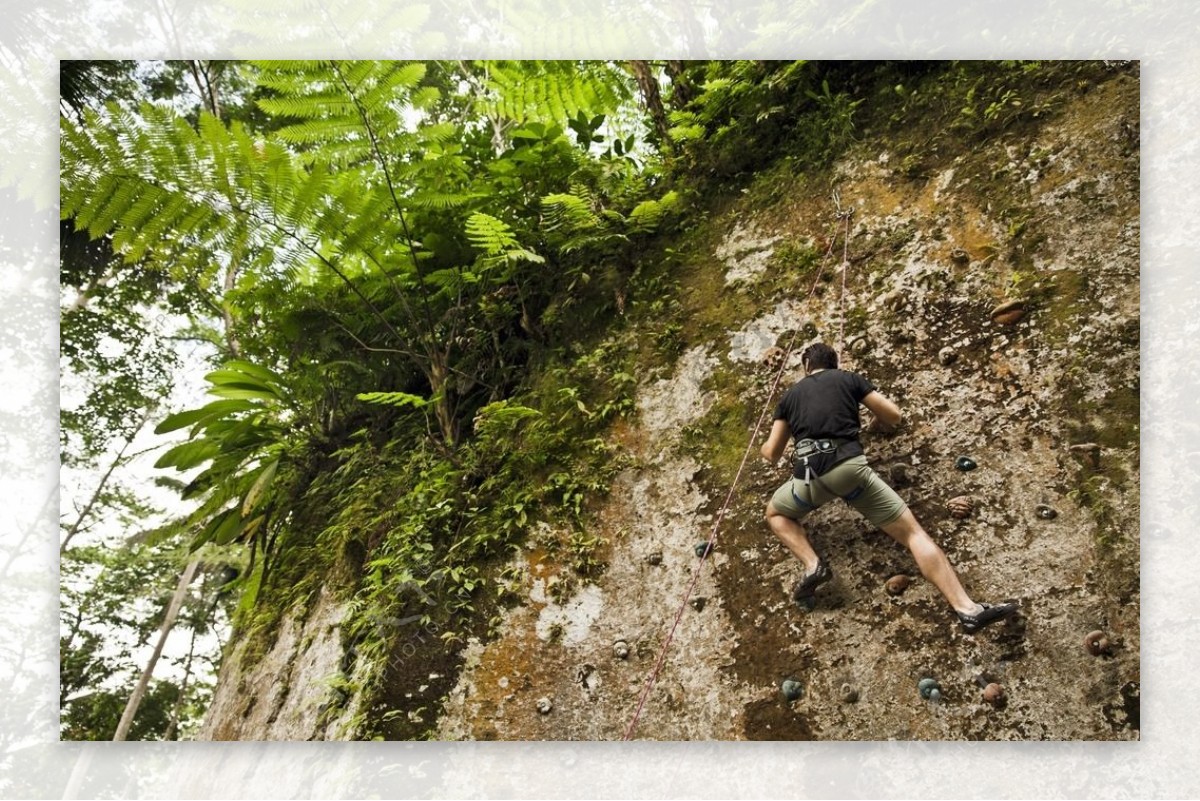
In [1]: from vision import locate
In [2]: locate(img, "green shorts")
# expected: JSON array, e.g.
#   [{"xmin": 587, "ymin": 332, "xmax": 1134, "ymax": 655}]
[{"xmin": 769, "ymin": 455, "xmax": 907, "ymax": 528}]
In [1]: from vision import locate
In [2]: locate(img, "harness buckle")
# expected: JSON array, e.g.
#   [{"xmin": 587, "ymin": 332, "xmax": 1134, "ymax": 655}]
[{"xmin": 796, "ymin": 438, "xmax": 838, "ymax": 457}]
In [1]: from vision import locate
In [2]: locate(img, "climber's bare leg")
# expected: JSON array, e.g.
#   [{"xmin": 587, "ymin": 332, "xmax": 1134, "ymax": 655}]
[
  {"xmin": 765, "ymin": 501, "xmax": 820, "ymax": 574},
  {"xmin": 880, "ymin": 508, "xmax": 980, "ymax": 615}
]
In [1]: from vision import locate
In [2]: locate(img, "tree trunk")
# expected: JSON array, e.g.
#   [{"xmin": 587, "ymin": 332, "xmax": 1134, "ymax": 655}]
[
  {"xmin": 222, "ymin": 256, "xmax": 242, "ymax": 358},
  {"xmin": 665, "ymin": 60, "xmax": 696, "ymax": 107},
  {"xmin": 163, "ymin": 611, "xmax": 201, "ymax": 740},
  {"xmin": 112, "ymin": 556, "xmax": 200, "ymax": 741},
  {"xmin": 429, "ymin": 357, "xmax": 457, "ymax": 447},
  {"xmin": 629, "ymin": 61, "xmax": 672, "ymax": 146}
]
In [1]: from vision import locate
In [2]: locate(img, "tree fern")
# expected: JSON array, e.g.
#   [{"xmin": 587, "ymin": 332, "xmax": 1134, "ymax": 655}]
[{"xmin": 62, "ymin": 60, "xmax": 661, "ymax": 453}]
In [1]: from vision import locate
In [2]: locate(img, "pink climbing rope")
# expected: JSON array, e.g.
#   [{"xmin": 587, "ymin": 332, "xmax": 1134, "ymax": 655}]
[
  {"xmin": 837, "ymin": 210, "xmax": 854, "ymax": 356},
  {"xmin": 621, "ymin": 201, "xmax": 852, "ymax": 740}
]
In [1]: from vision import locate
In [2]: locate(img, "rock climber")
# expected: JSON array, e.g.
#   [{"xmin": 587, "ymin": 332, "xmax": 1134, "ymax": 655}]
[{"xmin": 760, "ymin": 341, "xmax": 1019, "ymax": 634}]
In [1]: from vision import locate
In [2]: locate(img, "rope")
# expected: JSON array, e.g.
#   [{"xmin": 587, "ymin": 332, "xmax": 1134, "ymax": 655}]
[
  {"xmin": 621, "ymin": 197, "xmax": 850, "ymax": 740},
  {"xmin": 837, "ymin": 210, "xmax": 853, "ymax": 355}
]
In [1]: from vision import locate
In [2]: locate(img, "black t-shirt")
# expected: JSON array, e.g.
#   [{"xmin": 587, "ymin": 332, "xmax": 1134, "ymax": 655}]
[{"xmin": 774, "ymin": 369, "xmax": 876, "ymax": 477}]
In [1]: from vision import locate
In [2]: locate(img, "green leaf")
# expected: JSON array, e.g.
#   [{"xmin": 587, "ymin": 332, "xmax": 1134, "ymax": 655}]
[
  {"xmin": 204, "ymin": 369, "xmax": 281, "ymax": 394},
  {"xmin": 212, "ymin": 508, "xmax": 246, "ymax": 545},
  {"xmin": 240, "ymin": 514, "xmax": 267, "ymax": 541},
  {"xmin": 221, "ymin": 359, "xmax": 285, "ymax": 385},
  {"xmin": 242, "ymin": 458, "xmax": 280, "ymax": 516},
  {"xmin": 235, "ymin": 561, "xmax": 264, "ymax": 616},
  {"xmin": 206, "ymin": 385, "xmax": 282, "ymax": 402},
  {"xmin": 154, "ymin": 399, "xmax": 257, "ymax": 434},
  {"xmin": 155, "ymin": 439, "xmax": 221, "ymax": 470},
  {"xmin": 190, "ymin": 507, "xmax": 237, "ymax": 551}
]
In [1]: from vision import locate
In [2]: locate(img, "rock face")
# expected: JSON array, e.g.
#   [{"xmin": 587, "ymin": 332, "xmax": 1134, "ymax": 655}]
[
  {"xmin": 199, "ymin": 587, "xmax": 354, "ymax": 740},
  {"xmin": 200, "ymin": 68, "xmax": 1139, "ymax": 743},
  {"xmin": 433, "ymin": 71, "xmax": 1138, "ymax": 742},
  {"xmin": 436, "ymin": 341, "xmax": 745, "ymax": 741}
]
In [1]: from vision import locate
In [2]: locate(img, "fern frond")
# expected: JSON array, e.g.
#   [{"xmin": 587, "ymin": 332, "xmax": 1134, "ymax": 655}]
[
  {"xmin": 539, "ymin": 187, "xmax": 636, "ymax": 256},
  {"xmin": 255, "ymin": 60, "xmax": 435, "ymax": 169},
  {"xmin": 540, "ymin": 192, "xmax": 599, "ymax": 233},
  {"xmin": 627, "ymin": 190, "xmax": 681, "ymax": 235},
  {"xmin": 408, "ymin": 191, "xmax": 485, "ymax": 210},
  {"xmin": 465, "ymin": 212, "xmax": 543, "ymax": 271},
  {"xmin": 361, "ymin": 62, "xmax": 428, "ymax": 108},
  {"xmin": 465, "ymin": 212, "xmax": 520, "ymax": 256},
  {"xmin": 481, "ymin": 60, "xmax": 632, "ymax": 128},
  {"xmin": 356, "ymin": 391, "xmax": 429, "ymax": 408}
]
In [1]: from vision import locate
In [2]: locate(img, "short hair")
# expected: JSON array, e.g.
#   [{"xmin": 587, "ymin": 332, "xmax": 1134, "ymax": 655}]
[{"xmin": 801, "ymin": 342, "xmax": 839, "ymax": 370}]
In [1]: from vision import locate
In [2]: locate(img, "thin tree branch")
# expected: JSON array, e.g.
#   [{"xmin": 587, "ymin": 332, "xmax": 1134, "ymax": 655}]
[
  {"xmin": 61, "ymin": 406, "xmax": 155, "ymax": 554},
  {"xmin": 328, "ymin": 61, "xmax": 440, "ymax": 346}
]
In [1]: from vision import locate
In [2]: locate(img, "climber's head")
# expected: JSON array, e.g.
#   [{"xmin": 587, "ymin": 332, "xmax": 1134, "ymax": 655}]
[{"xmin": 801, "ymin": 342, "xmax": 838, "ymax": 373}]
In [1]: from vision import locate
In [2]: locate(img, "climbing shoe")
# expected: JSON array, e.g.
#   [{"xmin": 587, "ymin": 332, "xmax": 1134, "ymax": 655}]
[
  {"xmin": 791, "ymin": 559, "xmax": 833, "ymax": 602},
  {"xmin": 957, "ymin": 601, "xmax": 1020, "ymax": 634}
]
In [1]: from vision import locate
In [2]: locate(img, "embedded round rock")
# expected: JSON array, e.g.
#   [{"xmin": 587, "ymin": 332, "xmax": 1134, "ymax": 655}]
[
  {"xmin": 955, "ymin": 456, "xmax": 978, "ymax": 471},
  {"xmin": 1084, "ymin": 630, "xmax": 1112, "ymax": 656},
  {"xmin": 982, "ymin": 683, "xmax": 1006, "ymax": 705},
  {"xmin": 951, "ymin": 247, "xmax": 971, "ymax": 265},
  {"xmin": 760, "ymin": 346, "xmax": 786, "ymax": 370},
  {"xmin": 938, "ymin": 346, "xmax": 958, "ymax": 366},
  {"xmin": 694, "ymin": 542, "xmax": 713, "ymax": 558},
  {"xmin": 991, "ymin": 299, "xmax": 1027, "ymax": 326},
  {"xmin": 613, "ymin": 640, "xmax": 630, "ymax": 660},
  {"xmin": 780, "ymin": 679, "xmax": 804, "ymax": 702},
  {"xmin": 646, "ymin": 551, "xmax": 663, "ymax": 566},
  {"xmin": 918, "ymin": 677, "xmax": 941, "ymax": 700},
  {"xmin": 947, "ymin": 495, "xmax": 975, "ymax": 519},
  {"xmin": 888, "ymin": 463, "xmax": 914, "ymax": 487},
  {"xmin": 840, "ymin": 683, "xmax": 860, "ymax": 704},
  {"xmin": 536, "ymin": 697, "xmax": 553, "ymax": 715},
  {"xmin": 885, "ymin": 574, "xmax": 911, "ymax": 596},
  {"xmin": 1036, "ymin": 504, "xmax": 1058, "ymax": 520},
  {"xmin": 690, "ymin": 596, "xmax": 707, "ymax": 612}
]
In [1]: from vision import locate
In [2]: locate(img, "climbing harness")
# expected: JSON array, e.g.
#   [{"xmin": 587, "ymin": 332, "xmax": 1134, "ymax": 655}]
[
  {"xmin": 621, "ymin": 192, "xmax": 857, "ymax": 740},
  {"xmin": 790, "ymin": 436, "xmax": 858, "ymax": 507},
  {"xmin": 793, "ymin": 436, "xmax": 841, "ymax": 485},
  {"xmin": 789, "ymin": 436, "xmax": 868, "ymax": 512}
]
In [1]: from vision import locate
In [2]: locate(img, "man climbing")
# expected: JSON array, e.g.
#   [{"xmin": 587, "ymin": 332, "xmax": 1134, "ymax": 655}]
[{"xmin": 760, "ymin": 342, "xmax": 1019, "ymax": 634}]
